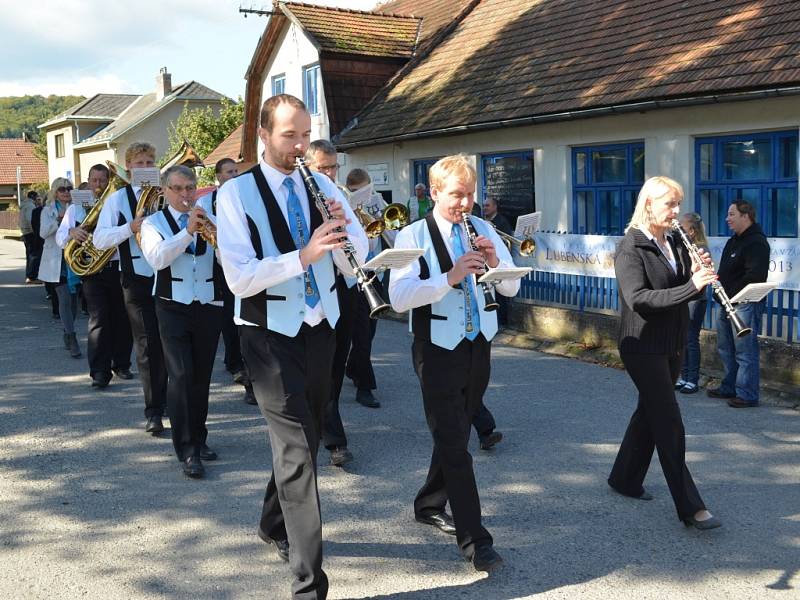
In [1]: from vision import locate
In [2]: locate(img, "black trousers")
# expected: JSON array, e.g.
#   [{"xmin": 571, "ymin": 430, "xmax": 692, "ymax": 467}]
[
  {"xmin": 120, "ymin": 273, "xmax": 167, "ymax": 418},
  {"xmin": 83, "ymin": 261, "xmax": 132, "ymax": 377},
  {"xmin": 220, "ymin": 277, "xmax": 244, "ymax": 373},
  {"xmin": 241, "ymin": 323, "xmax": 333, "ymax": 600},
  {"xmin": 413, "ymin": 335, "xmax": 493, "ymax": 555},
  {"xmin": 155, "ymin": 299, "xmax": 223, "ymax": 461},
  {"xmin": 323, "ymin": 276, "xmax": 355, "ymax": 450},
  {"xmin": 608, "ymin": 351, "xmax": 706, "ymax": 520},
  {"xmin": 345, "ymin": 290, "xmax": 377, "ymax": 391},
  {"xmin": 22, "ymin": 233, "xmax": 37, "ymax": 279}
]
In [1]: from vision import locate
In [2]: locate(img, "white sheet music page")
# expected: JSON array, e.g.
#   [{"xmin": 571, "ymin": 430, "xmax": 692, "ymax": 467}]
[
  {"xmin": 478, "ymin": 267, "xmax": 532, "ymax": 283},
  {"xmin": 131, "ymin": 167, "xmax": 161, "ymax": 187},
  {"xmin": 363, "ymin": 248, "xmax": 425, "ymax": 271},
  {"xmin": 729, "ymin": 282, "xmax": 777, "ymax": 304},
  {"xmin": 69, "ymin": 190, "xmax": 95, "ymax": 209},
  {"xmin": 514, "ymin": 212, "xmax": 541, "ymax": 238}
]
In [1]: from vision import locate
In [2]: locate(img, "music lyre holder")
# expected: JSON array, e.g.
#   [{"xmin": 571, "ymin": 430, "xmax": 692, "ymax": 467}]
[
  {"xmin": 729, "ymin": 282, "xmax": 777, "ymax": 305},
  {"xmin": 478, "ymin": 267, "xmax": 532, "ymax": 285},
  {"xmin": 362, "ymin": 248, "xmax": 424, "ymax": 275}
]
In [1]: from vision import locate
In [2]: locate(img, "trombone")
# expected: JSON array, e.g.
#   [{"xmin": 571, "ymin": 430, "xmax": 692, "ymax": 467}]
[
  {"xmin": 354, "ymin": 203, "xmax": 409, "ymax": 243},
  {"xmin": 489, "ymin": 223, "xmax": 536, "ymax": 256}
]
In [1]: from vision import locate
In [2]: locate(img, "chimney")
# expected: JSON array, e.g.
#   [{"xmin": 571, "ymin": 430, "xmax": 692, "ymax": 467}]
[{"xmin": 156, "ymin": 67, "xmax": 172, "ymax": 101}]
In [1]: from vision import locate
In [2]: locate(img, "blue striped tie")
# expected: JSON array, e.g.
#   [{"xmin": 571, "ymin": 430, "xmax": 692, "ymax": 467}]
[
  {"xmin": 284, "ymin": 177, "xmax": 320, "ymax": 308},
  {"xmin": 451, "ymin": 223, "xmax": 480, "ymax": 340}
]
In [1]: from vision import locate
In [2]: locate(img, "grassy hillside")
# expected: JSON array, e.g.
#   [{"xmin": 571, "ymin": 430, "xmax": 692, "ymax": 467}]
[{"xmin": 0, "ymin": 95, "xmax": 85, "ymax": 140}]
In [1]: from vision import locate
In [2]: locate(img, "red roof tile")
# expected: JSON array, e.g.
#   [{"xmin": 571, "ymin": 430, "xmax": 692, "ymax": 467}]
[
  {"xmin": 204, "ymin": 124, "xmax": 244, "ymax": 166},
  {"xmin": 339, "ymin": 0, "xmax": 800, "ymax": 146},
  {"xmin": 0, "ymin": 139, "xmax": 48, "ymax": 185},
  {"xmin": 285, "ymin": 2, "xmax": 421, "ymax": 58}
]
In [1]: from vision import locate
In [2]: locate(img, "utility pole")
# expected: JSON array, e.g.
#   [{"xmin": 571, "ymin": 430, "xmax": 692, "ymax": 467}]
[{"xmin": 239, "ymin": 4, "xmax": 273, "ymax": 17}]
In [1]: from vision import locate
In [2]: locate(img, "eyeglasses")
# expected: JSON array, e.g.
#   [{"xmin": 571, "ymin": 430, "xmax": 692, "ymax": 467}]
[
  {"xmin": 318, "ymin": 163, "xmax": 340, "ymax": 172},
  {"xmin": 167, "ymin": 184, "xmax": 197, "ymax": 194},
  {"xmin": 57, "ymin": 186, "xmax": 73, "ymax": 193}
]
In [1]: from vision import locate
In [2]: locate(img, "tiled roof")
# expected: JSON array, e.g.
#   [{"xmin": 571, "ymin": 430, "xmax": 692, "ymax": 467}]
[
  {"xmin": 76, "ymin": 81, "xmax": 228, "ymax": 146},
  {"xmin": 377, "ymin": 0, "xmax": 476, "ymax": 53},
  {"xmin": 339, "ymin": 0, "xmax": 800, "ymax": 146},
  {"xmin": 39, "ymin": 94, "xmax": 138, "ymax": 128},
  {"xmin": 285, "ymin": 2, "xmax": 421, "ymax": 58},
  {"xmin": 0, "ymin": 139, "xmax": 48, "ymax": 185},
  {"xmin": 204, "ymin": 124, "xmax": 244, "ymax": 166}
]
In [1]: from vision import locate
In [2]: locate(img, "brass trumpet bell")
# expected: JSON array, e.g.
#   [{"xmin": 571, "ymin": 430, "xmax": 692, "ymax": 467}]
[{"xmin": 493, "ymin": 226, "xmax": 535, "ymax": 257}]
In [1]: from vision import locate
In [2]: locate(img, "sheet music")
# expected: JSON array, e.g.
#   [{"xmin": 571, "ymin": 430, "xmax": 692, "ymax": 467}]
[
  {"xmin": 730, "ymin": 282, "xmax": 777, "ymax": 304},
  {"xmin": 514, "ymin": 212, "xmax": 541, "ymax": 238},
  {"xmin": 478, "ymin": 267, "xmax": 532, "ymax": 283},
  {"xmin": 69, "ymin": 189, "xmax": 95, "ymax": 209},
  {"xmin": 362, "ymin": 248, "xmax": 424, "ymax": 271},
  {"xmin": 131, "ymin": 167, "xmax": 161, "ymax": 187}
]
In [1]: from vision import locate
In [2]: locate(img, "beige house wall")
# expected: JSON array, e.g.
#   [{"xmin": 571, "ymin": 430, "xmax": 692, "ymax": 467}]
[
  {"xmin": 46, "ymin": 124, "xmax": 77, "ymax": 184},
  {"xmin": 344, "ymin": 96, "xmax": 800, "ymax": 233},
  {"xmin": 77, "ymin": 148, "xmax": 117, "ymax": 184}
]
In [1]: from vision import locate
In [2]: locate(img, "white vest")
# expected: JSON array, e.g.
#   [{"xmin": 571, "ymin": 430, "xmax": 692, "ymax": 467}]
[
  {"xmin": 406, "ymin": 213, "xmax": 498, "ymax": 350},
  {"xmin": 148, "ymin": 207, "xmax": 219, "ymax": 305},
  {"xmin": 114, "ymin": 185, "xmax": 153, "ymax": 278},
  {"xmin": 233, "ymin": 167, "xmax": 339, "ymax": 336}
]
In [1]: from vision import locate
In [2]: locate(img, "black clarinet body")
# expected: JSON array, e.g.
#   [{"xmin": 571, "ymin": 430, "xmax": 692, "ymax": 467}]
[
  {"xmin": 461, "ymin": 212, "xmax": 499, "ymax": 312},
  {"xmin": 295, "ymin": 158, "xmax": 390, "ymax": 319},
  {"xmin": 670, "ymin": 219, "xmax": 751, "ymax": 337}
]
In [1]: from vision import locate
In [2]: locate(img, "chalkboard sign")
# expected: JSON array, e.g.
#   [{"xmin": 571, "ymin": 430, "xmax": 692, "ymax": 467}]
[{"xmin": 481, "ymin": 152, "xmax": 534, "ymax": 224}]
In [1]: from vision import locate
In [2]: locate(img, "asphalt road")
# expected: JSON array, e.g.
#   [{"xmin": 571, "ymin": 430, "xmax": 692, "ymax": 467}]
[{"xmin": 1, "ymin": 238, "xmax": 798, "ymax": 599}]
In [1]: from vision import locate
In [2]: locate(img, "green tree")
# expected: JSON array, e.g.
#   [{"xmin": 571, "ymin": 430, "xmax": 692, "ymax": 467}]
[{"xmin": 161, "ymin": 97, "xmax": 244, "ymax": 185}]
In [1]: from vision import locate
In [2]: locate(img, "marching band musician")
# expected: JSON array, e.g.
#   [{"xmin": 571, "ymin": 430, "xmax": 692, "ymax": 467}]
[
  {"xmin": 389, "ymin": 154, "xmax": 518, "ymax": 572},
  {"xmin": 216, "ymin": 94, "xmax": 367, "ymax": 600},
  {"xmin": 93, "ymin": 143, "xmax": 168, "ymax": 435},
  {"xmin": 344, "ymin": 167, "xmax": 393, "ymax": 409},
  {"xmin": 195, "ymin": 158, "xmax": 258, "ymax": 406},
  {"xmin": 139, "ymin": 165, "xmax": 223, "ymax": 478},
  {"xmin": 306, "ymin": 139, "xmax": 356, "ymax": 467},
  {"xmin": 56, "ymin": 164, "xmax": 134, "ymax": 389}
]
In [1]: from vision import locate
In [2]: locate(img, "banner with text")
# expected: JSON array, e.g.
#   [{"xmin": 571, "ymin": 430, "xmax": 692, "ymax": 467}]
[{"xmin": 516, "ymin": 232, "xmax": 799, "ymax": 290}]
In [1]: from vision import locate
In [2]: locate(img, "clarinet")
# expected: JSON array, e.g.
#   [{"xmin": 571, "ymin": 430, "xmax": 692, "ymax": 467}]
[
  {"xmin": 670, "ymin": 219, "xmax": 751, "ymax": 338},
  {"xmin": 295, "ymin": 157, "xmax": 390, "ymax": 319},
  {"xmin": 461, "ymin": 212, "xmax": 499, "ymax": 312}
]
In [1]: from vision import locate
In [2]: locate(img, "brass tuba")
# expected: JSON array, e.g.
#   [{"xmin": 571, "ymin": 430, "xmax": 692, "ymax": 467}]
[{"xmin": 63, "ymin": 162, "xmax": 131, "ymax": 277}]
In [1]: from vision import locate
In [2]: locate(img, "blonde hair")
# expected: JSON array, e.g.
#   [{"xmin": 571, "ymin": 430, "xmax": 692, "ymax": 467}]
[
  {"xmin": 125, "ymin": 142, "xmax": 156, "ymax": 164},
  {"xmin": 47, "ymin": 177, "xmax": 73, "ymax": 205},
  {"xmin": 625, "ymin": 176, "xmax": 684, "ymax": 233},
  {"xmin": 428, "ymin": 154, "xmax": 476, "ymax": 192},
  {"xmin": 681, "ymin": 211, "xmax": 709, "ymax": 247}
]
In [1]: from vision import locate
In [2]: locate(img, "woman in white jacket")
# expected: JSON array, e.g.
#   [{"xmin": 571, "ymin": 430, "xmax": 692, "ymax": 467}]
[{"xmin": 39, "ymin": 177, "xmax": 81, "ymax": 358}]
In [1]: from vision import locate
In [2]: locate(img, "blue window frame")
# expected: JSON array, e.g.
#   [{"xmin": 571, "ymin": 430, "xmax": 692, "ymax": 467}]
[
  {"xmin": 481, "ymin": 151, "xmax": 534, "ymax": 223},
  {"xmin": 572, "ymin": 143, "xmax": 644, "ymax": 235},
  {"xmin": 412, "ymin": 158, "xmax": 440, "ymax": 194},
  {"xmin": 696, "ymin": 131, "xmax": 798, "ymax": 238},
  {"xmin": 303, "ymin": 64, "xmax": 321, "ymax": 115},
  {"xmin": 271, "ymin": 74, "xmax": 285, "ymax": 97}
]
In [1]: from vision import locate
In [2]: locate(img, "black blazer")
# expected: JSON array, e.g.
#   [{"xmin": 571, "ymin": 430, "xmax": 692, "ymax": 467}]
[{"xmin": 615, "ymin": 228, "xmax": 700, "ymax": 355}]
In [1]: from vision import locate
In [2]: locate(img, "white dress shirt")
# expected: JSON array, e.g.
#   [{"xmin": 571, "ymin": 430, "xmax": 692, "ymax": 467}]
[
  {"xmin": 641, "ymin": 226, "xmax": 677, "ymax": 274},
  {"xmin": 216, "ymin": 158, "xmax": 368, "ymax": 327},
  {"xmin": 92, "ymin": 185, "xmax": 143, "ymax": 260},
  {"xmin": 389, "ymin": 209, "xmax": 520, "ymax": 313},
  {"xmin": 55, "ymin": 203, "xmax": 79, "ymax": 249}
]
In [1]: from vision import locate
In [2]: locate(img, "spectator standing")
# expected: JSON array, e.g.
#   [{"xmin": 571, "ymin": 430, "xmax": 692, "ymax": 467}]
[
  {"xmin": 707, "ymin": 201, "xmax": 770, "ymax": 408},
  {"xmin": 407, "ymin": 183, "xmax": 432, "ymax": 222},
  {"xmin": 674, "ymin": 212, "xmax": 709, "ymax": 394},
  {"xmin": 482, "ymin": 197, "xmax": 513, "ymax": 235},
  {"xmin": 19, "ymin": 190, "xmax": 38, "ymax": 283}
]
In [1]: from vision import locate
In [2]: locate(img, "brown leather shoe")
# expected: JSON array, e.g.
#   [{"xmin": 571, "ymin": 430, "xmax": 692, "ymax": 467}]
[
  {"xmin": 707, "ymin": 388, "xmax": 735, "ymax": 399},
  {"xmin": 727, "ymin": 397, "xmax": 758, "ymax": 408}
]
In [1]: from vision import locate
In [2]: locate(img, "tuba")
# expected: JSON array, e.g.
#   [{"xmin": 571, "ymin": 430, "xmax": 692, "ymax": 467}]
[{"xmin": 64, "ymin": 162, "xmax": 131, "ymax": 277}]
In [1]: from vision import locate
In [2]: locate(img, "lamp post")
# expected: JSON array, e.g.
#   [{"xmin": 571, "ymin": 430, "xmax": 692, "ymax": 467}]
[{"xmin": 16, "ymin": 166, "xmax": 22, "ymax": 206}]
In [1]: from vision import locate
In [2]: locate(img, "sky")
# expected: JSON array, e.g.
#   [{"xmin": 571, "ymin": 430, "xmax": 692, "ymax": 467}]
[{"xmin": 0, "ymin": 0, "xmax": 381, "ymax": 99}]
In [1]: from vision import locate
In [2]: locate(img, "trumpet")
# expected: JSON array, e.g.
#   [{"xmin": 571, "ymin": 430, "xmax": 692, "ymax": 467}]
[
  {"xmin": 670, "ymin": 219, "xmax": 751, "ymax": 337},
  {"xmin": 296, "ymin": 157, "xmax": 390, "ymax": 318},
  {"xmin": 460, "ymin": 212, "xmax": 499, "ymax": 312},
  {"xmin": 490, "ymin": 224, "xmax": 535, "ymax": 256},
  {"xmin": 182, "ymin": 200, "xmax": 217, "ymax": 248}
]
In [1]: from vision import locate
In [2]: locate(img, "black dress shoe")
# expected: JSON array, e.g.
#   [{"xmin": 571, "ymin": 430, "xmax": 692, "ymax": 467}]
[
  {"xmin": 112, "ymin": 367, "xmax": 134, "ymax": 380},
  {"xmin": 683, "ymin": 514, "xmax": 722, "ymax": 530},
  {"xmin": 479, "ymin": 431, "xmax": 503, "ymax": 450},
  {"xmin": 609, "ymin": 482, "xmax": 653, "ymax": 501},
  {"xmin": 91, "ymin": 373, "xmax": 111, "ymax": 388},
  {"xmin": 469, "ymin": 544, "xmax": 503, "ymax": 572},
  {"xmin": 707, "ymin": 387, "xmax": 735, "ymax": 399},
  {"xmin": 199, "ymin": 444, "xmax": 217, "ymax": 461},
  {"xmin": 243, "ymin": 385, "xmax": 258, "ymax": 405},
  {"xmin": 330, "ymin": 446, "xmax": 353, "ymax": 466},
  {"xmin": 145, "ymin": 416, "xmax": 164, "ymax": 434},
  {"xmin": 415, "ymin": 511, "xmax": 457, "ymax": 535},
  {"xmin": 182, "ymin": 456, "xmax": 205, "ymax": 478},
  {"xmin": 355, "ymin": 389, "xmax": 380, "ymax": 408},
  {"xmin": 257, "ymin": 528, "xmax": 290, "ymax": 562}
]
